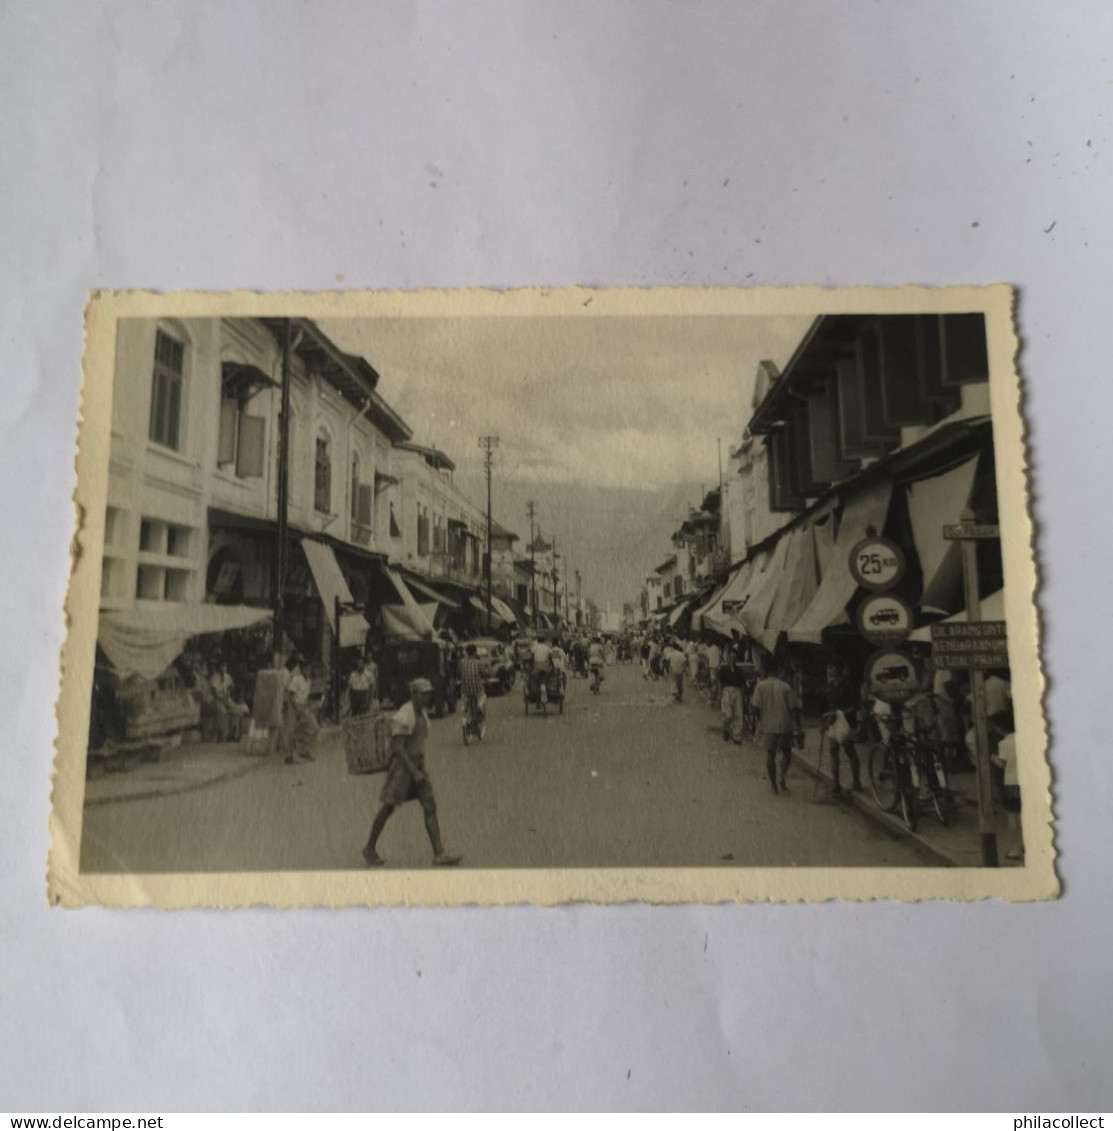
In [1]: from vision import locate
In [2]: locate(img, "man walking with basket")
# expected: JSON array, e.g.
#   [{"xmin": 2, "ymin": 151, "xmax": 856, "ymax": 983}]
[{"xmin": 362, "ymin": 678, "xmax": 462, "ymax": 868}]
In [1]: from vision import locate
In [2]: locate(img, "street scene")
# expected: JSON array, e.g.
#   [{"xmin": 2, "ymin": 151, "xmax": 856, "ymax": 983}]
[{"xmin": 79, "ymin": 305, "xmax": 1020, "ymax": 873}]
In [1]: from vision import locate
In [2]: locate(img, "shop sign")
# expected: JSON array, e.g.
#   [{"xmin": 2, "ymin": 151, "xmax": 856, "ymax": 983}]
[
  {"xmin": 857, "ymin": 592, "xmax": 914, "ymax": 645},
  {"xmin": 942, "ymin": 523, "xmax": 1000, "ymax": 541},
  {"xmin": 866, "ymin": 648, "xmax": 921, "ymax": 704},
  {"xmin": 930, "ymin": 621, "xmax": 1009, "ymax": 669},
  {"xmin": 848, "ymin": 536, "xmax": 907, "ymax": 592}
]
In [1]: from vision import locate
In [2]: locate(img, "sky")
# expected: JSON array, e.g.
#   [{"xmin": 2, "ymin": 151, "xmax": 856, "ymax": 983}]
[{"xmin": 321, "ymin": 314, "xmax": 811, "ymax": 609}]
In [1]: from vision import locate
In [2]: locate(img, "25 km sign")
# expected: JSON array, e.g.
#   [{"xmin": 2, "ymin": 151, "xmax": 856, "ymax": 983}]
[{"xmin": 848, "ymin": 536, "xmax": 907, "ymax": 592}]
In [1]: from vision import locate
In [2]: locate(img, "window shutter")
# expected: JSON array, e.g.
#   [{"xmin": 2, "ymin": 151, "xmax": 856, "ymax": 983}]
[
  {"xmin": 218, "ymin": 400, "xmax": 238, "ymax": 465},
  {"xmin": 236, "ymin": 415, "xmax": 265, "ymax": 478},
  {"xmin": 357, "ymin": 483, "xmax": 373, "ymax": 527}
]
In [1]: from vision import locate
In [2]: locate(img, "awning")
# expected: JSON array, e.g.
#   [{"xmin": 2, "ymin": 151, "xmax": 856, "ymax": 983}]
[
  {"xmin": 788, "ymin": 481, "xmax": 893, "ymax": 643},
  {"xmin": 403, "ymin": 572, "xmax": 461, "ymax": 610},
  {"xmin": 382, "ymin": 601, "xmax": 441, "ymax": 639},
  {"xmin": 384, "ymin": 568, "xmax": 436, "ymax": 638},
  {"xmin": 907, "ymin": 455, "xmax": 980, "ymax": 613},
  {"xmin": 98, "ymin": 604, "xmax": 272, "ymax": 682},
  {"xmin": 491, "ymin": 596, "xmax": 518, "ymax": 625},
  {"xmin": 908, "ymin": 589, "xmax": 1005, "ymax": 643},
  {"xmin": 702, "ymin": 556, "xmax": 760, "ymax": 640},
  {"xmin": 734, "ymin": 535, "xmax": 793, "ymax": 642},
  {"xmin": 468, "ymin": 595, "xmax": 514, "ymax": 627},
  {"xmin": 668, "ymin": 595, "xmax": 697, "ymax": 629},
  {"xmin": 758, "ymin": 524, "xmax": 820, "ymax": 652},
  {"xmin": 300, "ymin": 538, "xmax": 371, "ymax": 648}
]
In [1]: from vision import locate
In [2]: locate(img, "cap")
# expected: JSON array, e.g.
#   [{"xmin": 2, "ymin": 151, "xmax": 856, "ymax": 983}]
[{"xmin": 409, "ymin": 678, "xmax": 434, "ymax": 695}]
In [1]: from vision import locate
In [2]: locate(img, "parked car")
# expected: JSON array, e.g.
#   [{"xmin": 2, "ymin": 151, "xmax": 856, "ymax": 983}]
[
  {"xmin": 471, "ymin": 637, "xmax": 516, "ymax": 694},
  {"xmin": 379, "ymin": 638, "xmax": 457, "ymax": 716}
]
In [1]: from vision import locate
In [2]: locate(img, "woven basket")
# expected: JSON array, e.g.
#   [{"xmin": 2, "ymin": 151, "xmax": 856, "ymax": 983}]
[{"xmin": 343, "ymin": 711, "xmax": 392, "ymax": 775}]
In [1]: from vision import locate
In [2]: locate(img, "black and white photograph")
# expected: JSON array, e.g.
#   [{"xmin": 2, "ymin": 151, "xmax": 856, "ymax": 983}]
[{"xmin": 49, "ymin": 286, "xmax": 1051, "ymax": 905}]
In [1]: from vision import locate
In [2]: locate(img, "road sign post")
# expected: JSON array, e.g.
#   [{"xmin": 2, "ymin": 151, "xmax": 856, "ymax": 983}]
[{"xmin": 952, "ymin": 509, "xmax": 1000, "ymax": 867}]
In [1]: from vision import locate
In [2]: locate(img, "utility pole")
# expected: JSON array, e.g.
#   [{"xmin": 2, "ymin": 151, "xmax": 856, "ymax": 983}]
[
  {"xmin": 478, "ymin": 436, "xmax": 499, "ymax": 634},
  {"xmin": 274, "ymin": 318, "xmax": 293, "ymax": 663},
  {"xmin": 526, "ymin": 500, "xmax": 537, "ymax": 630},
  {"xmin": 575, "ymin": 569, "xmax": 582, "ymax": 628},
  {"xmin": 551, "ymin": 535, "xmax": 559, "ymax": 622}
]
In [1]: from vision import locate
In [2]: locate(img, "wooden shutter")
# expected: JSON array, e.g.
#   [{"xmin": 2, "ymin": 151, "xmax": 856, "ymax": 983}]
[
  {"xmin": 236, "ymin": 415, "xmax": 265, "ymax": 478},
  {"xmin": 941, "ymin": 314, "xmax": 989, "ymax": 386},
  {"xmin": 878, "ymin": 316, "xmax": 933, "ymax": 427},
  {"xmin": 357, "ymin": 483, "xmax": 373, "ymax": 527},
  {"xmin": 218, "ymin": 400, "xmax": 238, "ymax": 465}
]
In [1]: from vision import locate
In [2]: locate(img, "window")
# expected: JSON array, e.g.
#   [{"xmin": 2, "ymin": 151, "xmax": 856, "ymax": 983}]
[
  {"xmin": 217, "ymin": 397, "xmax": 265, "ymax": 478},
  {"xmin": 350, "ymin": 454, "xmax": 373, "ymax": 544},
  {"xmin": 149, "ymin": 329, "xmax": 185, "ymax": 450},
  {"xmin": 350, "ymin": 454, "xmax": 361, "ymax": 526},
  {"xmin": 314, "ymin": 433, "xmax": 332, "ymax": 513},
  {"xmin": 417, "ymin": 506, "xmax": 430, "ymax": 556}
]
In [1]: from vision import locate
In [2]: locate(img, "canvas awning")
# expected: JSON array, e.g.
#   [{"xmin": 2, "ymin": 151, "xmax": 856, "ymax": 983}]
[
  {"xmin": 787, "ymin": 480, "xmax": 894, "ymax": 643},
  {"xmin": 385, "ymin": 568, "xmax": 436, "ymax": 638},
  {"xmin": 908, "ymin": 589, "xmax": 1005, "ymax": 643},
  {"xmin": 757, "ymin": 524, "xmax": 820, "ymax": 652},
  {"xmin": 906, "ymin": 455, "xmax": 980, "ymax": 614},
  {"xmin": 668, "ymin": 594, "xmax": 697, "ymax": 629},
  {"xmin": 402, "ymin": 572, "xmax": 462, "ymax": 610},
  {"xmin": 469, "ymin": 595, "xmax": 514, "ymax": 627},
  {"xmin": 98, "ymin": 603, "xmax": 272, "ymax": 682},
  {"xmin": 300, "ymin": 538, "xmax": 370, "ymax": 649},
  {"xmin": 701, "ymin": 556, "xmax": 761, "ymax": 640}
]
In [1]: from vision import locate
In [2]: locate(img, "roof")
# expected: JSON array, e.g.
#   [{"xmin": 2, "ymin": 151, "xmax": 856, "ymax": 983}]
[
  {"xmin": 394, "ymin": 441, "xmax": 456, "ymax": 472},
  {"xmin": 489, "ymin": 519, "xmax": 519, "ymax": 541},
  {"xmin": 258, "ymin": 317, "xmax": 413, "ymax": 443},
  {"xmin": 654, "ymin": 555, "xmax": 678, "ymax": 574}
]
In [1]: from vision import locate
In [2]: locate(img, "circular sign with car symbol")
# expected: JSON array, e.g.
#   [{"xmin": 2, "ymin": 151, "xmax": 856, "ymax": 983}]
[
  {"xmin": 866, "ymin": 648, "xmax": 921, "ymax": 704},
  {"xmin": 848, "ymin": 535, "xmax": 907, "ymax": 592},
  {"xmin": 857, "ymin": 592, "xmax": 915, "ymax": 645}
]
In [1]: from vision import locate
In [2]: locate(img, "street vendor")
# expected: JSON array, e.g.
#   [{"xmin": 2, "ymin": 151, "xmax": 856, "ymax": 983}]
[{"xmin": 362, "ymin": 677, "xmax": 462, "ymax": 868}]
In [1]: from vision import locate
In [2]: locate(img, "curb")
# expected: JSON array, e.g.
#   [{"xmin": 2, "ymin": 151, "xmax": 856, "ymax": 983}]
[
  {"xmin": 84, "ymin": 750, "xmax": 275, "ymax": 808},
  {"xmin": 793, "ymin": 737, "xmax": 962, "ymax": 868}
]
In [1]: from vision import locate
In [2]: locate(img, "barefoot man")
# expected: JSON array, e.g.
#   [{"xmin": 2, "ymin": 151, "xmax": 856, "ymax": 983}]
[{"xmin": 362, "ymin": 678, "xmax": 462, "ymax": 868}]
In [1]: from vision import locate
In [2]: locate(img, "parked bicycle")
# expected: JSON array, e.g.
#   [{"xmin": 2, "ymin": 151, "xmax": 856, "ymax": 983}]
[{"xmin": 868, "ymin": 725, "xmax": 951, "ymax": 832}]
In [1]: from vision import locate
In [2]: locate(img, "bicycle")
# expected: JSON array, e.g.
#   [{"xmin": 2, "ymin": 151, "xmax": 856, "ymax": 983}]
[
  {"xmin": 868, "ymin": 730, "xmax": 920, "ymax": 832},
  {"xmin": 461, "ymin": 694, "xmax": 486, "ymax": 745}
]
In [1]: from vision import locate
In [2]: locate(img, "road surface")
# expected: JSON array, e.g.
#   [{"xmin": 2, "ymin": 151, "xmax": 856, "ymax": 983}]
[{"xmin": 80, "ymin": 662, "xmax": 926, "ymax": 871}]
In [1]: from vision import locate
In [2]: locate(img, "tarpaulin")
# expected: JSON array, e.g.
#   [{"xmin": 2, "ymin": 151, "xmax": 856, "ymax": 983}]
[
  {"xmin": 788, "ymin": 480, "xmax": 893, "ymax": 643},
  {"xmin": 759, "ymin": 524, "xmax": 819, "ymax": 652},
  {"xmin": 300, "ymin": 538, "xmax": 370, "ymax": 648},
  {"xmin": 385, "ymin": 569, "xmax": 437, "ymax": 638},
  {"xmin": 98, "ymin": 603, "xmax": 272, "ymax": 682},
  {"xmin": 906, "ymin": 455, "xmax": 980, "ymax": 613},
  {"xmin": 403, "ymin": 573, "xmax": 461, "ymax": 610},
  {"xmin": 907, "ymin": 589, "xmax": 1005, "ymax": 643}
]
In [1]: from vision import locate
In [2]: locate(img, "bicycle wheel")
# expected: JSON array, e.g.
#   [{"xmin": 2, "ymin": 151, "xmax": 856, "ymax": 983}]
[
  {"xmin": 869, "ymin": 743, "xmax": 900, "ymax": 812},
  {"xmin": 927, "ymin": 764, "xmax": 949, "ymax": 826},
  {"xmin": 899, "ymin": 761, "xmax": 919, "ymax": 832},
  {"xmin": 462, "ymin": 723, "xmax": 472, "ymax": 747}
]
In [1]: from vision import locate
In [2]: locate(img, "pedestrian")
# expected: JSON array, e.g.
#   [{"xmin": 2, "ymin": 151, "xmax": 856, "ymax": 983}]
[
  {"xmin": 362, "ymin": 678, "xmax": 462, "ymax": 868},
  {"xmin": 209, "ymin": 659, "xmax": 235, "ymax": 742},
  {"xmin": 752, "ymin": 661, "xmax": 803, "ymax": 794},
  {"xmin": 347, "ymin": 655, "xmax": 375, "ymax": 717},
  {"xmin": 719, "ymin": 646, "xmax": 746, "ymax": 744},
  {"xmin": 284, "ymin": 655, "xmax": 317, "ymax": 764},
  {"xmin": 823, "ymin": 660, "xmax": 862, "ymax": 794},
  {"xmin": 991, "ymin": 708, "xmax": 1022, "ymax": 861},
  {"xmin": 705, "ymin": 637, "xmax": 721, "ymax": 706},
  {"xmin": 667, "ymin": 641, "xmax": 687, "ymax": 702}
]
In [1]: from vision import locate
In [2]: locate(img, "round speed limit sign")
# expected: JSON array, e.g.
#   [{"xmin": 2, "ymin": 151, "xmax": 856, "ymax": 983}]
[{"xmin": 849, "ymin": 536, "xmax": 907, "ymax": 592}]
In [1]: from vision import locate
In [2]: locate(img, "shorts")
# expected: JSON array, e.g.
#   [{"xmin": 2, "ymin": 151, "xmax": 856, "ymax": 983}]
[
  {"xmin": 764, "ymin": 732, "xmax": 794, "ymax": 756},
  {"xmin": 379, "ymin": 757, "xmax": 436, "ymax": 807}
]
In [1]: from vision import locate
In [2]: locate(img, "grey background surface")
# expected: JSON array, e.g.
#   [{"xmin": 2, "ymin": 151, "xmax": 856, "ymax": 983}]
[{"xmin": 2, "ymin": 0, "xmax": 1111, "ymax": 1111}]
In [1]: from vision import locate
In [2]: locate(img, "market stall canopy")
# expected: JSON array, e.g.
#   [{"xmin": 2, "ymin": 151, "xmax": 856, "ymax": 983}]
[
  {"xmin": 907, "ymin": 589, "xmax": 1005, "ymax": 643},
  {"xmin": 787, "ymin": 480, "xmax": 893, "ymax": 643},
  {"xmin": 668, "ymin": 594, "xmax": 698, "ymax": 630},
  {"xmin": 385, "ymin": 568, "xmax": 437, "ymax": 638},
  {"xmin": 98, "ymin": 604, "xmax": 272, "ymax": 682},
  {"xmin": 300, "ymin": 538, "xmax": 370, "ymax": 649},
  {"xmin": 906, "ymin": 455, "xmax": 980, "ymax": 614}
]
